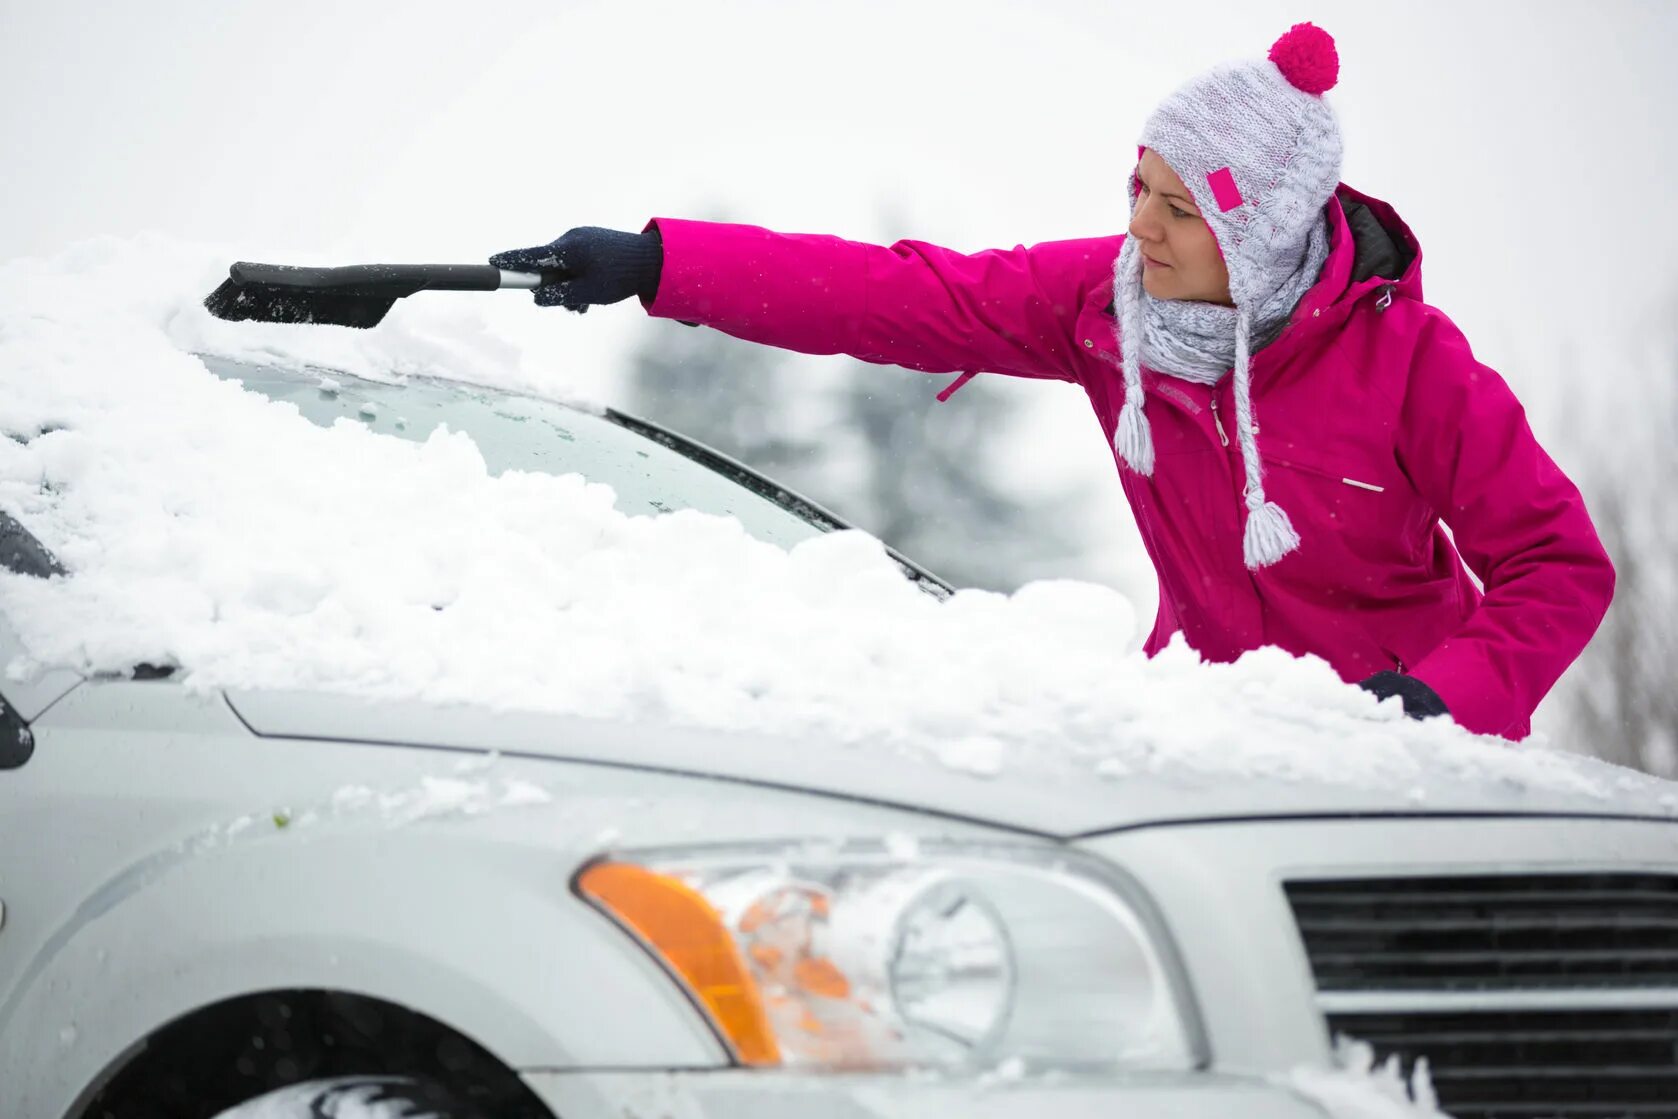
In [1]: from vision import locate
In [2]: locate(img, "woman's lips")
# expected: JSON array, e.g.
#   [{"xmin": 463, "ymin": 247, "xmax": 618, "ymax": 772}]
[{"xmin": 1142, "ymin": 253, "xmax": 1170, "ymax": 269}]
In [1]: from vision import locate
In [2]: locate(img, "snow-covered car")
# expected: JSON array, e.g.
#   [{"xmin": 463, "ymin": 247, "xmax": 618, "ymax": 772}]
[{"xmin": 2, "ymin": 354, "xmax": 1677, "ymax": 1119}]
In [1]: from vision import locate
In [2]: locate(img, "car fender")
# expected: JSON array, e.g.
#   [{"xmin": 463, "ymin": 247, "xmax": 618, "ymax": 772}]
[{"xmin": 2, "ymin": 821, "xmax": 726, "ymax": 1119}]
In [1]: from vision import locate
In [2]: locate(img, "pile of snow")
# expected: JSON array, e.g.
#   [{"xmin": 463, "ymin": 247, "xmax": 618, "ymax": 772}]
[
  {"xmin": 0, "ymin": 236, "xmax": 1670, "ymax": 804},
  {"xmin": 1283, "ymin": 1038, "xmax": 1450, "ymax": 1119}
]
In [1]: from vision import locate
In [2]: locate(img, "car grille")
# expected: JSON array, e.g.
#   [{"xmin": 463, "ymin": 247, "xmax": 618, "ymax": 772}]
[
  {"xmin": 1287, "ymin": 874, "xmax": 1678, "ymax": 991},
  {"xmin": 1285, "ymin": 874, "xmax": 1678, "ymax": 1119}
]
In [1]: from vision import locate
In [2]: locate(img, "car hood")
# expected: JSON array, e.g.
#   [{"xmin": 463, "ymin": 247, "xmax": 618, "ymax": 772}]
[{"xmin": 223, "ymin": 690, "xmax": 1678, "ymax": 839}]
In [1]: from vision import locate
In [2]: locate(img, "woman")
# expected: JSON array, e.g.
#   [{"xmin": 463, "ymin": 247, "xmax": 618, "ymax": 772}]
[{"xmin": 490, "ymin": 23, "xmax": 1614, "ymax": 741}]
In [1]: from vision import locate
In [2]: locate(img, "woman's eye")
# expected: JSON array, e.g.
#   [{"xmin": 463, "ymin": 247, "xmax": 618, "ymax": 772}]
[{"xmin": 1170, "ymin": 205, "xmax": 1191, "ymax": 218}]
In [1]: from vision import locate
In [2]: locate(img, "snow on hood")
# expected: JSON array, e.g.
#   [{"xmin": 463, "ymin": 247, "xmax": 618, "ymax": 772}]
[{"xmin": 0, "ymin": 236, "xmax": 1672, "ymax": 817}]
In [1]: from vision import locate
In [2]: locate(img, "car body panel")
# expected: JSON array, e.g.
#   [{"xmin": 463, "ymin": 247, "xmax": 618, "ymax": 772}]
[
  {"xmin": 0, "ymin": 681, "xmax": 1006, "ymax": 1119},
  {"xmin": 0, "ymin": 613, "xmax": 80, "ymax": 724},
  {"xmin": 5, "ymin": 687, "xmax": 1678, "ymax": 1117},
  {"xmin": 226, "ymin": 687, "xmax": 1678, "ymax": 839},
  {"xmin": 0, "ymin": 665, "xmax": 80, "ymax": 725}
]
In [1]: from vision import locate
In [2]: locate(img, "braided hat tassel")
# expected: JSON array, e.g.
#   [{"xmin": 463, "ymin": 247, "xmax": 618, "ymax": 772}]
[
  {"xmin": 1112, "ymin": 236, "xmax": 1154, "ymax": 476},
  {"xmin": 1232, "ymin": 311, "xmax": 1300, "ymax": 568}
]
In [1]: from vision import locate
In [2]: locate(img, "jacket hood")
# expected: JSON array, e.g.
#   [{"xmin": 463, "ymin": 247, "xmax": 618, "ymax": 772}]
[
  {"xmin": 1331, "ymin": 182, "xmax": 1422, "ymax": 306},
  {"xmin": 1197, "ymin": 181, "xmax": 1423, "ymax": 382}
]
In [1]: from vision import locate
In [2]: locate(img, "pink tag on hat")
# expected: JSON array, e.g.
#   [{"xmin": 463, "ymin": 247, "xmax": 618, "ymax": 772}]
[{"xmin": 1206, "ymin": 167, "xmax": 1244, "ymax": 212}]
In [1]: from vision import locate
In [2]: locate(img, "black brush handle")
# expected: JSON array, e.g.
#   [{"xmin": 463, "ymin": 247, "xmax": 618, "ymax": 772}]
[{"xmin": 226, "ymin": 262, "xmax": 557, "ymax": 294}]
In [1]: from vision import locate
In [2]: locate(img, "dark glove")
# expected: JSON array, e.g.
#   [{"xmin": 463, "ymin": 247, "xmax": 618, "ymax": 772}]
[
  {"xmin": 489, "ymin": 226, "xmax": 663, "ymax": 313},
  {"xmin": 1358, "ymin": 671, "xmax": 1450, "ymax": 721}
]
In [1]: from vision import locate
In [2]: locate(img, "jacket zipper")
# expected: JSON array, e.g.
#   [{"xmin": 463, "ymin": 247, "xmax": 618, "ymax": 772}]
[{"xmin": 1209, "ymin": 395, "xmax": 1229, "ymax": 447}]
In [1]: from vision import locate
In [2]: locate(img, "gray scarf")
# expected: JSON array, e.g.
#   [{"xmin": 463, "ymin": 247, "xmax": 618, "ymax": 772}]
[{"xmin": 1137, "ymin": 213, "xmax": 1332, "ymax": 385}]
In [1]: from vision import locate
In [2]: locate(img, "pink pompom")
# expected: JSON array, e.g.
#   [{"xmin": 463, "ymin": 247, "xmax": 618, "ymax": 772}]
[{"xmin": 1268, "ymin": 22, "xmax": 1338, "ymax": 95}]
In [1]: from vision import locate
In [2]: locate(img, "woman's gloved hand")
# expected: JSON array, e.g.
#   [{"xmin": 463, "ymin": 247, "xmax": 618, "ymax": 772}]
[
  {"xmin": 489, "ymin": 226, "xmax": 664, "ymax": 312},
  {"xmin": 1358, "ymin": 671, "xmax": 1450, "ymax": 721}
]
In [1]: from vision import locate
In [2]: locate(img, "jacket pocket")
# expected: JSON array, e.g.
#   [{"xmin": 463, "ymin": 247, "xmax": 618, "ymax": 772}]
[
  {"xmin": 1253, "ymin": 450, "xmax": 1428, "ymax": 574},
  {"xmin": 1260, "ymin": 451, "xmax": 1386, "ymax": 494}
]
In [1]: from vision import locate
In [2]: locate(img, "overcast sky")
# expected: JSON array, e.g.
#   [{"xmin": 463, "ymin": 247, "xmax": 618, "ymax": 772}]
[
  {"xmin": 6, "ymin": 0, "xmax": 1674, "ymax": 332},
  {"xmin": 3, "ymin": 0, "xmax": 1675, "ymax": 566}
]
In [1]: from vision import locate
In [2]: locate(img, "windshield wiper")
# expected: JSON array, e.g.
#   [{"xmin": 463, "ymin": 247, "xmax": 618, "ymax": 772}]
[{"xmin": 602, "ymin": 408, "xmax": 954, "ymax": 600}]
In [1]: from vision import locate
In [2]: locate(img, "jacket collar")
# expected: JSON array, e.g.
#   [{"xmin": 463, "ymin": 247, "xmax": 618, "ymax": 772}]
[
  {"xmin": 1309, "ymin": 183, "xmax": 1424, "ymax": 317},
  {"xmin": 1238, "ymin": 185, "xmax": 1421, "ymax": 388}
]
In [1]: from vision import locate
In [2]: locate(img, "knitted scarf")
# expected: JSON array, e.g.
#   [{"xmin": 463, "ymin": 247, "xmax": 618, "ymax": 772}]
[{"xmin": 1136, "ymin": 212, "xmax": 1331, "ymax": 386}]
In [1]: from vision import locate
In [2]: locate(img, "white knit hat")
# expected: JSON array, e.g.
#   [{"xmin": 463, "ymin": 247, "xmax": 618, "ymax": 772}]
[{"xmin": 1114, "ymin": 22, "xmax": 1344, "ymax": 568}]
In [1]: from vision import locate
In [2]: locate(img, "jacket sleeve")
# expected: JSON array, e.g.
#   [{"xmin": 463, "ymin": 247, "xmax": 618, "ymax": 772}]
[
  {"xmin": 640, "ymin": 218, "xmax": 1120, "ymax": 386},
  {"xmin": 1397, "ymin": 307, "xmax": 1615, "ymax": 739}
]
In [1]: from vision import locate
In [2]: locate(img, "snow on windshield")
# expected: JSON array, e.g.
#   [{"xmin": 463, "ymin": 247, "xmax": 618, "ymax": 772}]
[{"xmin": 0, "ymin": 236, "xmax": 1669, "ymax": 806}]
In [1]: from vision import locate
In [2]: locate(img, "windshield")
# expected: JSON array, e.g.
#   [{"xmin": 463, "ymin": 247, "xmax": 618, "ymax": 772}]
[{"xmin": 199, "ymin": 355, "xmax": 950, "ymax": 594}]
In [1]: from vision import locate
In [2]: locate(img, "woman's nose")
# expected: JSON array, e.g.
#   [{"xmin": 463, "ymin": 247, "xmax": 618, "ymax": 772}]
[{"xmin": 1128, "ymin": 197, "xmax": 1161, "ymax": 242}]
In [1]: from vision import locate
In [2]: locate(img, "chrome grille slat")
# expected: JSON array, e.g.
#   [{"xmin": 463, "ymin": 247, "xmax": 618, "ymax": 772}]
[
  {"xmin": 1310, "ymin": 949, "xmax": 1678, "ymax": 965},
  {"xmin": 1295, "ymin": 919, "xmax": 1678, "ymax": 939},
  {"xmin": 1349, "ymin": 1026, "xmax": 1675, "ymax": 1046},
  {"xmin": 1464, "ymin": 1108, "xmax": 1678, "ymax": 1118},
  {"xmin": 1288, "ymin": 874, "xmax": 1678, "ymax": 1119},
  {"xmin": 1430, "ymin": 1069, "xmax": 1678, "ymax": 1082},
  {"xmin": 1318, "ymin": 988, "xmax": 1678, "ymax": 1013},
  {"xmin": 1293, "ymin": 887, "xmax": 1678, "ymax": 907}
]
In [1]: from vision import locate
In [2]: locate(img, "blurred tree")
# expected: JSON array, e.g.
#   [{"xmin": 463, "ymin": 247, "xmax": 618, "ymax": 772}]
[
  {"xmin": 622, "ymin": 206, "xmax": 1097, "ymax": 593},
  {"xmin": 816, "ymin": 202, "xmax": 1095, "ymax": 591},
  {"xmin": 823, "ymin": 362, "xmax": 1089, "ymax": 591},
  {"xmin": 625, "ymin": 305, "xmax": 821, "ymax": 483},
  {"xmin": 1546, "ymin": 316, "xmax": 1678, "ymax": 775},
  {"xmin": 623, "ymin": 205, "xmax": 818, "ymax": 481},
  {"xmin": 1564, "ymin": 483, "xmax": 1678, "ymax": 774}
]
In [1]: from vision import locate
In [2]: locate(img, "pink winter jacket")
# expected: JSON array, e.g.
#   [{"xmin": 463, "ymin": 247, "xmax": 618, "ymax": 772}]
[{"xmin": 641, "ymin": 185, "xmax": 1614, "ymax": 740}]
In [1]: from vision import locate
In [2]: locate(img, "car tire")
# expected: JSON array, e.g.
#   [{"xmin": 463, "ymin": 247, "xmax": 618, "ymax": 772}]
[{"xmin": 210, "ymin": 1075, "xmax": 487, "ymax": 1119}]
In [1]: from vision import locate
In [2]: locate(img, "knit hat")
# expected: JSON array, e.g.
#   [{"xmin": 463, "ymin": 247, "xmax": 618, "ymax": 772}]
[{"xmin": 1113, "ymin": 22, "xmax": 1344, "ymax": 568}]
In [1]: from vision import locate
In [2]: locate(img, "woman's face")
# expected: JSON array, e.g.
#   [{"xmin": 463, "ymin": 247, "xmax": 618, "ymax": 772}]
[{"xmin": 1128, "ymin": 148, "xmax": 1233, "ymax": 305}]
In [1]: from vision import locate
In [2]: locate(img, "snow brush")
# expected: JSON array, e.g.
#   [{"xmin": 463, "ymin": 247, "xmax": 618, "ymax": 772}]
[{"xmin": 202, "ymin": 262, "xmax": 557, "ymax": 329}]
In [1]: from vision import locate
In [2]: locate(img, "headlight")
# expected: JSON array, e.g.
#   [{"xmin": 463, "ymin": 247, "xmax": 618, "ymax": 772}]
[{"xmin": 576, "ymin": 840, "xmax": 1199, "ymax": 1072}]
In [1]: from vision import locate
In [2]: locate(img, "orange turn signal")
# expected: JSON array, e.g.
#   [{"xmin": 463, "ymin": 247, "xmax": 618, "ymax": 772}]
[{"xmin": 578, "ymin": 861, "xmax": 781, "ymax": 1066}]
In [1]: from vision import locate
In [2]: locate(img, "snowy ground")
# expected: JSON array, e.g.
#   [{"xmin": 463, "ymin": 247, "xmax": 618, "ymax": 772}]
[{"xmin": 0, "ymin": 236, "xmax": 1673, "ymax": 817}]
